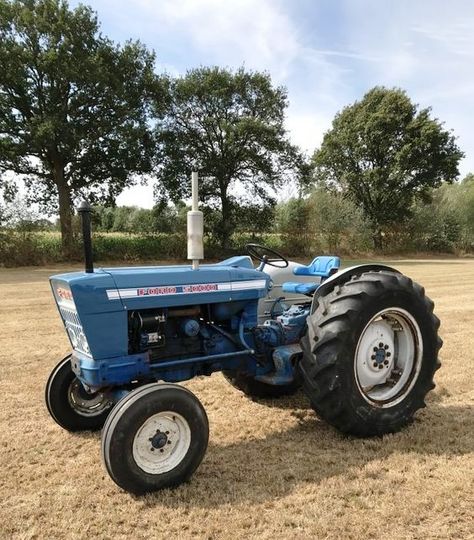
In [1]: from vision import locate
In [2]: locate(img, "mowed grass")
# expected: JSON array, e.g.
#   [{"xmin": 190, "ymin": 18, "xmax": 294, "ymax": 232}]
[{"xmin": 0, "ymin": 259, "xmax": 473, "ymax": 539}]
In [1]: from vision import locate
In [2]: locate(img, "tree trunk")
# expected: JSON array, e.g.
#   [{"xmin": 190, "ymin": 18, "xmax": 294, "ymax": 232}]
[
  {"xmin": 372, "ymin": 228, "xmax": 383, "ymax": 251},
  {"xmin": 218, "ymin": 180, "xmax": 233, "ymax": 250},
  {"xmin": 55, "ymin": 164, "xmax": 74, "ymax": 259}
]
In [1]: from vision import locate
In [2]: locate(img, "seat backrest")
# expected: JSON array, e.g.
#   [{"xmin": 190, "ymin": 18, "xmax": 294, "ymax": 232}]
[{"xmin": 293, "ymin": 256, "xmax": 341, "ymax": 277}]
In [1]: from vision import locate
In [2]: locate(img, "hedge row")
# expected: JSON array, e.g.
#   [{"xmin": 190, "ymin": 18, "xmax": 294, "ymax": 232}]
[
  {"xmin": 1, "ymin": 228, "xmax": 460, "ymax": 268},
  {"xmin": 0, "ymin": 231, "xmax": 293, "ymax": 267}
]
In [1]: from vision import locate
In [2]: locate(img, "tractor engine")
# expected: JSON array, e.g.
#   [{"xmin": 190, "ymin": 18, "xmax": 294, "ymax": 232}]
[
  {"xmin": 256, "ymin": 304, "xmax": 310, "ymax": 348},
  {"xmin": 128, "ymin": 306, "xmax": 203, "ymax": 361},
  {"xmin": 126, "ymin": 301, "xmax": 310, "ymax": 378}
]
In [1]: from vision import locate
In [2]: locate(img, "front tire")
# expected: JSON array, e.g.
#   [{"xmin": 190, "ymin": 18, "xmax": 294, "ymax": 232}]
[
  {"xmin": 45, "ymin": 355, "xmax": 113, "ymax": 431},
  {"xmin": 101, "ymin": 383, "xmax": 209, "ymax": 494},
  {"xmin": 300, "ymin": 271, "xmax": 442, "ymax": 436}
]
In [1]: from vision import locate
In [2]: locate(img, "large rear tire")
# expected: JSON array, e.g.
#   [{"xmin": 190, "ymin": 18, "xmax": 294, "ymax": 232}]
[{"xmin": 300, "ymin": 271, "xmax": 442, "ymax": 436}]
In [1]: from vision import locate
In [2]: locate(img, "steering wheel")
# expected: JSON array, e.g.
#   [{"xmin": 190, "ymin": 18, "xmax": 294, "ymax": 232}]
[{"xmin": 246, "ymin": 243, "xmax": 289, "ymax": 269}]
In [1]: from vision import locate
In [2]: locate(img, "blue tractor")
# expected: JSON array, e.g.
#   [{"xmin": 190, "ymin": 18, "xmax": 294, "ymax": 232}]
[{"xmin": 46, "ymin": 174, "xmax": 442, "ymax": 494}]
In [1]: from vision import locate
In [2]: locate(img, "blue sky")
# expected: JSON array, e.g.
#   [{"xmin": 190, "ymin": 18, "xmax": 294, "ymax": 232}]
[{"xmin": 71, "ymin": 0, "xmax": 474, "ymax": 207}]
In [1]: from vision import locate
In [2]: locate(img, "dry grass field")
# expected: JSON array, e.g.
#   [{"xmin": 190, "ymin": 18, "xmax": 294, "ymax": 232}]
[{"xmin": 0, "ymin": 260, "xmax": 473, "ymax": 539}]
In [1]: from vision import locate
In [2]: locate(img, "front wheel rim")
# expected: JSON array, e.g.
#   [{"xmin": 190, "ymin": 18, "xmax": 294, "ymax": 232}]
[
  {"xmin": 132, "ymin": 412, "xmax": 191, "ymax": 474},
  {"xmin": 355, "ymin": 307, "xmax": 423, "ymax": 408},
  {"xmin": 67, "ymin": 379, "xmax": 111, "ymax": 417}
]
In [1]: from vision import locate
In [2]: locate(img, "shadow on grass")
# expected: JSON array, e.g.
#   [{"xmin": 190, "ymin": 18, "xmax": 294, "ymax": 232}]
[{"xmin": 138, "ymin": 401, "xmax": 473, "ymax": 507}]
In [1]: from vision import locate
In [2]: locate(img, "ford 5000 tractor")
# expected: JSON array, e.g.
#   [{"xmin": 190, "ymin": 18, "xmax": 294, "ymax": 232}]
[{"xmin": 46, "ymin": 173, "xmax": 442, "ymax": 494}]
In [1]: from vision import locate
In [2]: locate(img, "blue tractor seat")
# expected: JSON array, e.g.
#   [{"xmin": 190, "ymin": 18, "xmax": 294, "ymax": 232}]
[{"xmin": 282, "ymin": 256, "xmax": 341, "ymax": 296}]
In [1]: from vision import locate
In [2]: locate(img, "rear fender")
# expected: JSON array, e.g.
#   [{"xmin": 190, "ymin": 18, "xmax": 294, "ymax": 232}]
[{"xmin": 311, "ymin": 264, "xmax": 401, "ymax": 313}]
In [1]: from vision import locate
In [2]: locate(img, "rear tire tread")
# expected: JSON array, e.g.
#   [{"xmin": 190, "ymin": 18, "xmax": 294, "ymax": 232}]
[{"xmin": 300, "ymin": 271, "xmax": 442, "ymax": 437}]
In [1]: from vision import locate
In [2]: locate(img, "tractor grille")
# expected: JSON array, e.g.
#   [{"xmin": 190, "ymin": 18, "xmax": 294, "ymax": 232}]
[{"xmin": 58, "ymin": 305, "xmax": 91, "ymax": 357}]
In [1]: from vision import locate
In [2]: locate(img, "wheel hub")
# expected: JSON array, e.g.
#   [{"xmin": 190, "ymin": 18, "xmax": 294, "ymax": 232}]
[
  {"xmin": 68, "ymin": 379, "xmax": 111, "ymax": 417},
  {"xmin": 132, "ymin": 411, "xmax": 191, "ymax": 474},
  {"xmin": 357, "ymin": 320, "xmax": 395, "ymax": 387},
  {"xmin": 371, "ymin": 342, "xmax": 392, "ymax": 369},
  {"xmin": 150, "ymin": 430, "xmax": 168, "ymax": 449}
]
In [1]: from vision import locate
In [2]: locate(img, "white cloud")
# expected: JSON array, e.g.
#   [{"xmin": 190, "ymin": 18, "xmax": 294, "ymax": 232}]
[{"xmin": 153, "ymin": 0, "xmax": 300, "ymax": 80}]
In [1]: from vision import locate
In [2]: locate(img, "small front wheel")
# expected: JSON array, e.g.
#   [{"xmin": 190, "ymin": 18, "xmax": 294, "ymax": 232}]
[
  {"xmin": 45, "ymin": 355, "xmax": 113, "ymax": 431},
  {"xmin": 101, "ymin": 383, "xmax": 209, "ymax": 494}
]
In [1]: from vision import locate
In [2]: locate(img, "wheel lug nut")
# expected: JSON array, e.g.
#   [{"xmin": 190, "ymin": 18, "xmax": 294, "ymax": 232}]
[
  {"xmin": 167, "ymin": 440, "xmax": 171, "ymax": 445},
  {"xmin": 378, "ymin": 364, "xmax": 383, "ymax": 369},
  {"xmin": 384, "ymin": 344, "xmax": 389, "ymax": 350},
  {"xmin": 160, "ymin": 449, "xmax": 164, "ymax": 453},
  {"xmin": 373, "ymin": 347, "xmax": 378, "ymax": 352},
  {"xmin": 384, "ymin": 360, "xmax": 389, "ymax": 365},
  {"xmin": 387, "ymin": 352, "xmax": 391, "ymax": 357},
  {"xmin": 373, "ymin": 362, "xmax": 378, "ymax": 368},
  {"xmin": 379, "ymin": 342, "xmax": 384, "ymax": 348},
  {"xmin": 150, "ymin": 448, "xmax": 155, "ymax": 452},
  {"xmin": 371, "ymin": 355, "xmax": 375, "ymax": 360}
]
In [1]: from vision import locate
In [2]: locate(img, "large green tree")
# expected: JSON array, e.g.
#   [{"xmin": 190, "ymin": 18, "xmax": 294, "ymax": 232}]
[
  {"xmin": 313, "ymin": 87, "xmax": 464, "ymax": 249},
  {"xmin": 154, "ymin": 66, "xmax": 304, "ymax": 248},
  {"xmin": 0, "ymin": 0, "xmax": 157, "ymax": 255}
]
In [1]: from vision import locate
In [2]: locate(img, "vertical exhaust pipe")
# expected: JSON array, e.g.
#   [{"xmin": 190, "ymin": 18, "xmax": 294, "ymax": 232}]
[
  {"xmin": 77, "ymin": 200, "xmax": 94, "ymax": 273},
  {"xmin": 187, "ymin": 172, "xmax": 204, "ymax": 270}
]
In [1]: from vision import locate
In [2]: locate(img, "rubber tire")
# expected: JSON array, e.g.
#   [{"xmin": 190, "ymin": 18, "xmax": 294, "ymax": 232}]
[
  {"xmin": 45, "ymin": 355, "xmax": 113, "ymax": 432},
  {"xmin": 300, "ymin": 271, "xmax": 442, "ymax": 437},
  {"xmin": 223, "ymin": 371, "xmax": 302, "ymax": 399},
  {"xmin": 101, "ymin": 383, "xmax": 209, "ymax": 494}
]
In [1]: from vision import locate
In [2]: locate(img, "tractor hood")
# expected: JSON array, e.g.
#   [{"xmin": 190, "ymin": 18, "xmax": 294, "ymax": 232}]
[
  {"xmin": 49, "ymin": 256, "xmax": 269, "ymax": 360},
  {"xmin": 50, "ymin": 256, "xmax": 269, "ymax": 314},
  {"xmin": 100, "ymin": 256, "xmax": 269, "ymax": 310}
]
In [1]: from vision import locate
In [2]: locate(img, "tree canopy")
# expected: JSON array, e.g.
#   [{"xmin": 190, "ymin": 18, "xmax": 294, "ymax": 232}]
[
  {"xmin": 313, "ymin": 86, "xmax": 464, "ymax": 248},
  {"xmin": 154, "ymin": 66, "xmax": 304, "ymax": 247},
  {"xmin": 0, "ymin": 0, "xmax": 158, "ymax": 254}
]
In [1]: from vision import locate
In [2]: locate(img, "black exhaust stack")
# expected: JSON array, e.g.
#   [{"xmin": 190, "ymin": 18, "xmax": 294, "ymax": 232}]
[{"xmin": 77, "ymin": 200, "xmax": 94, "ymax": 273}]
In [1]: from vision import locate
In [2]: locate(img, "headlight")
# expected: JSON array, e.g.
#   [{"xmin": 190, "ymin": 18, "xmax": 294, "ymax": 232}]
[{"xmin": 68, "ymin": 327, "xmax": 79, "ymax": 348}]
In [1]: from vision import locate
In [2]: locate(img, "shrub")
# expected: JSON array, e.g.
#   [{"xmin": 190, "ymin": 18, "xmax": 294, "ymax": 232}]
[
  {"xmin": 276, "ymin": 193, "xmax": 371, "ymax": 256},
  {"xmin": 276, "ymin": 198, "xmax": 314, "ymax": 256},
  {"xmin": 307, "ymin": 189, "xmax": 371, "ymax": 254}
]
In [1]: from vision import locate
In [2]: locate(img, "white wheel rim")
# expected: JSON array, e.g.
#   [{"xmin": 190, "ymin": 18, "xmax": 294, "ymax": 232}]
[
  {"xmin": 67, "ymin": 379, "xmax": 110, "ymax": 417},
  {"xmin": 132, "ymin": 412, "xmax": 191, "ymax": 474},
  {"xmin": 354, "ymin": 307, "xmax": 423, "ymax": 408}
]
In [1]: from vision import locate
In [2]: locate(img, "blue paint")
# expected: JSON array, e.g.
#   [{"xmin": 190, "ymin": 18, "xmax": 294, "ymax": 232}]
[{"xmin": 50, "ymin": 255, "xmax": 334, "ymax": 392}]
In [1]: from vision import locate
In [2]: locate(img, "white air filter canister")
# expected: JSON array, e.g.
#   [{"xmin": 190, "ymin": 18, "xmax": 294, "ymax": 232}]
[{"xmin": 187, "ymin": 210, "xmax": 204, "ymax": 260}]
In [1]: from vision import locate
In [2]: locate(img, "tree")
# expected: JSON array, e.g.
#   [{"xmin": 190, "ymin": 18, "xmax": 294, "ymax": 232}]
[
  {"xmin": 313, "ymin": 87, "xmax": 464, "ymax": 249},
  {"xmin": 307, "ymin": 188, "xmax": 369, "ymax": 252},
  {"xmin": 0, "ymin": 0, "xmax": 158, "ymax": 256},
  {"xmin": 276, "ymin": 197, "xmax": 313, "ymax": 256},
  {"xmin": 154, "ymin": 66, "xmax": 303, "ymax": 248},
  {"xmin": 440, "ymin": 173, "xmax": 474, "ymax": 249},
  {"xmin": 462, "ymin": 172, "xmax": 474, "ymax": 185}
]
